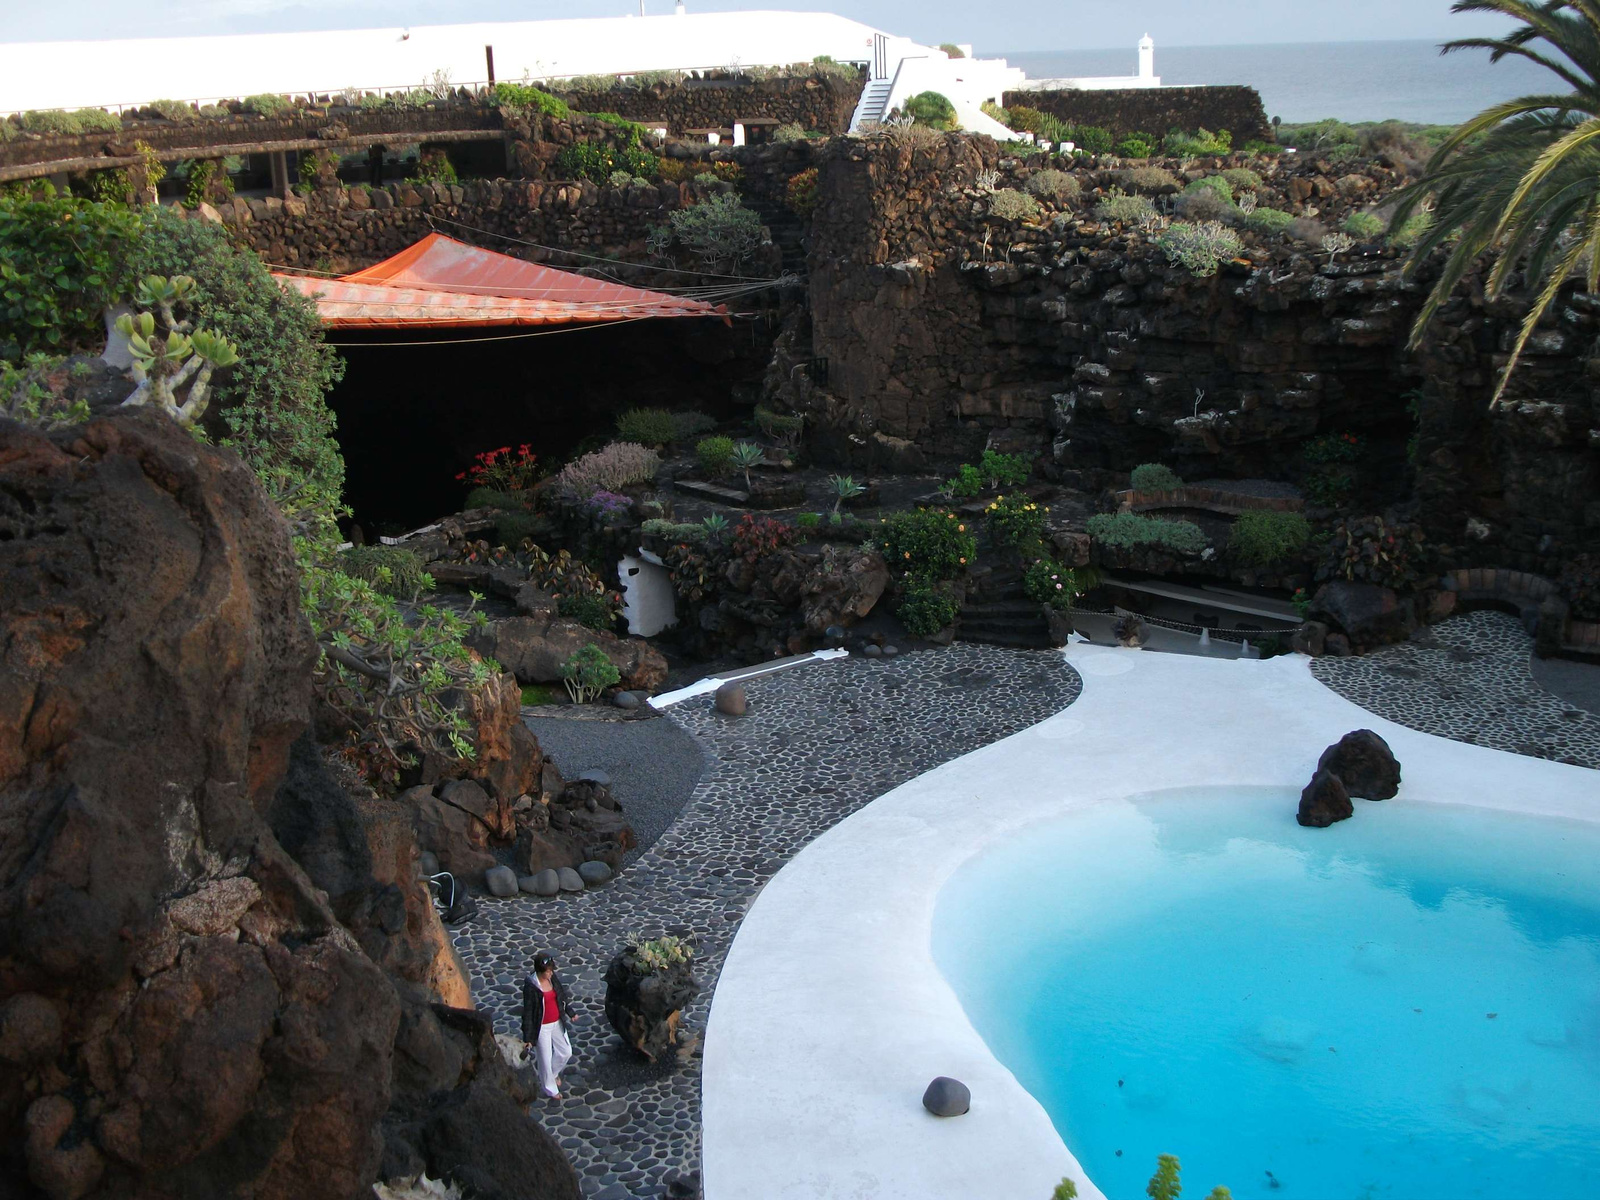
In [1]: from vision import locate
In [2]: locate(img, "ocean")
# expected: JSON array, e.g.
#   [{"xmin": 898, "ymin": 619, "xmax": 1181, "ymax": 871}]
[{"xmin": 996, "ymin": 39, "xmax": 1552, "ymax": 126}]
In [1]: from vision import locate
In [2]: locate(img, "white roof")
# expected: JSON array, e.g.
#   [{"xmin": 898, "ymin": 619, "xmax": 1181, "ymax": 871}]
[{"xmin": 0, "ymin": 10, "xmax": 886, "ymax": 113}]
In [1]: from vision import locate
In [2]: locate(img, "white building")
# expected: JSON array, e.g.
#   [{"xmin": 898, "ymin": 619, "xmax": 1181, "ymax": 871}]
[
  {"xmin": 1016, "ymin": 33, "xmax": 1162, "ymax": 93},
  {"xmin": 0, "ymin": 11, "xmax": 1154, "ymax": 143}
]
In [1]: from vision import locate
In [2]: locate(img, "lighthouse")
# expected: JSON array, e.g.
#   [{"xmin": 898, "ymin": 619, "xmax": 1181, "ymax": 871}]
[{"xmin": 1139, "ymin": 33, "xmax": 1155, "ymax": 81}]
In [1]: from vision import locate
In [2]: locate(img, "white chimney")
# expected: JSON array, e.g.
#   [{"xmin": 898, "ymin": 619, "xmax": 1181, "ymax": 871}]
[
  {"xmin": 676, "ymin": 1, "xmax": 686, "ymax": 14},
  {"xmin": 1139, "ymin": 34, "xmax": 1155, "ymax": 80}
]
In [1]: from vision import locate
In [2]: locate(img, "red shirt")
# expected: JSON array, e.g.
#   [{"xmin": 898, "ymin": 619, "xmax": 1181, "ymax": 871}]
[{"xmin": 541, "ymin": 984, "xmax": 559, "ymax": 1026}]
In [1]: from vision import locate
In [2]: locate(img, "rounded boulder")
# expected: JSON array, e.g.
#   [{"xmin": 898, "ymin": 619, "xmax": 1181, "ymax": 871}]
[
  {"xmin": 556, "ymin": 867, "xmax": 585, "ymax": 893},
  {"xmin": 922, "ymin": 1076, "xmax": 971, "ymax": 1117},
  {"xmin": 714, "ymin": 682, "xmax": 747, "ymax": 716},
  {"xmin": 531, "ymin": 869, "xmax": 561, "ymax": 897},
  {"xmin": 484, "ymin": 865, "xmax": 519, "ymax": 898},
  {"xmin": 578, "ymin": 860, "xmax": 613, "ymax": 886}
]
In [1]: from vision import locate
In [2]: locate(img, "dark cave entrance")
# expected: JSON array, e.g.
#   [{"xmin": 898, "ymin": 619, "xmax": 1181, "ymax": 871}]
[{"xmin": 325, "ymin": 316, "xmax": 765, "ymax": 533}]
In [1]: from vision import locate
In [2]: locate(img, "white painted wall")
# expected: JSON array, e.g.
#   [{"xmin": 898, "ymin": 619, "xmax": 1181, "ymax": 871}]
[
  {"xmin": 877, "ymin": 47, "xmax": 1025, "ymax": 140},
  {"xmin": 0, "ymin": 10, "xmax": 886, "ymax": 113}
]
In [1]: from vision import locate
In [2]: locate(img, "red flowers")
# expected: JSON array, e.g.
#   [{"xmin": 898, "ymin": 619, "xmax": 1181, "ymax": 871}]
[{"xmin": 457, "ymin": 444, "xmax": 539, "ymax": 493}]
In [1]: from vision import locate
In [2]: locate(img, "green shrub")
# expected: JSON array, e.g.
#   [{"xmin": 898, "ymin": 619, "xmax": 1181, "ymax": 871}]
[
  {"xmin": 551, "ymin": 441, "xmax": 660, "ymax": 496},
  {"xmin": 896, "ymin": 577, "xmax": 959, "ymax": 637},
  {"xmin": 1228, "ymin": 510, "xmax": 1311, "ymax": 566},
  {"xmin": 983, "ymin": 493, "xmax": 1048, "ymax": 550},
  {"xmin": 1086, "ymin": 511, "xmax": 1207, "ymax": 554},
  {"xmin": 494, "ymin": 511, "xmax": 542, "ymax": 546},
  {"xmin": 1342, "ymin": 211, "xmax": 1385, "ymax": 239},
  {"xmin": 585, "ymin": 110, "xmax": 649, "ymax": 146},
  {"xmin": 1316, "ymin": 514, "xmax": 1430, "ymax": 590},
  {"xmin": 558, "ymin": 591, "xmax": 617, "ymax": 631},
  {"xmin": 640, "ymin": 518, "xmax": 706, "ymax": 544},
  {"xmin": 1164, "ymin": 127, "xmax": 1232, "ymax": 156},
  {"xmin": 669, "ymin": 193, "xmax": 764, "ymax": 270},
  {"xmin": 1158, "ymin": 221, "xmax": 1244, "ymax": 276},
  {"xmin": 0, "ymin": 193, "xmax": 142, "ymax": 358},
  {"xmin": 1120, "ymin": 166, "xmax": 1180, "ymax": 193},
  {"xmin": 946, "ymin": 463, "xmax": 984, "ymax": 498},
  {"xmin": 465, "ymin": 486, "xmax": 522, "ymax": 511},
  {"xmin": 1024, "ymin": 169, "xmax": 1080, "ymax": 201},
  {"xmin": 796, "ymin": 512, "xmax": 822, "ymax": 529},
  {"xmin": 1114, "ymin": 132, "xmax": 1157, "ymax": 157},
  {"xmin": 553, "ymin": 141, "xmax": 659, "ymax": 183},
  {"xmin": 696, "ymin": 435, "xmax": 735, "ymax": 478},
  {"xmin": 878, "ymin": 509, "xmax": 976, "ymax": 578},
  {"xmin": 1222, "ymin": 167, "xmax": 1264, "ymax": 192},
  {"xmin": 1184, "ymin": 174, "xmax": 1236, "ymax": 203},
  {"xmin": 561, "ymin": 642, "xmax": 621, "ymax": 703},
  {"xmin": 980, "ymin": 449, "xmax": 1031, "ymax": 488},
  {"xmin": 785, "ymin": 166, "xmax": 819, "ymax": 215},
  {"xmin": 148, "ymin": 99, "xmax": 197, "ymax": 123},
  {"xmin": 1006, "ymin": 106, "xmax": 1072, "ymax": 144},
  {"xmin": 903, "ymin": 91, "xmax": 957, "ymax": 130},
  {"xmin": 1095, "ymin": 190, "xmax": 1157, "ymax": 224},
  {"xmin": 939, "ymin": 43, "xmax": 966, "ymax": 58},
  {"xmin": 1071, "ymin": 124, "xmax": 1113, "ymax": 154},
  {"xmin": 753, "ymin": 405, "xmax": 803, "ymax": 442},
  {"xmin": 773, "ymin": 121, "xmax": 806, "ymax": 142},
  {"xmin": 16, "ymin": 109, "xmax": 120, "ymax": 135},
  {"xmin": 133, "ymin": 207, "xmax": 345, "ymax": 516},
  {"xmin": 617, "ymin": 406, "xmax": 679, "ymax": 444},
  {"xmin": 1024, "ymin": 559, "xmax": 1101, "ymax": 609},
  {"xmin": 1244, "ymin": 207, "xmax": 1295, "ymax": 236},
  {"xmin": 673, "ymin": 411, "xmax": 718, "ymax": 439},
  {"xmin": 340, "ymin": 545, "xmax": 432, "ymax": 599},
  {"xmin": 989, "ymin": 188, "xmax": 1040, "ymax": 222},
  {"xmin": 981, "ymin": 101, "xmax": 1010, "ymax": 125},
  {"xmin": 1388, "ymin": 209, "xmax": 1434, "ymax": 249},
  {"xmin": 242, "ymin": 94, "xmax": 291, "ymax": 118},
  {"xmin": 1130, "ymin": 463, "xmax": 1183, "ymax": 491}
]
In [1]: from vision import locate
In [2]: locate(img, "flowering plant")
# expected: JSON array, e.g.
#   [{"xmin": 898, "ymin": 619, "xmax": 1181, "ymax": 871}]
[
  {"xmin": 1302, "ymin": 432, "xmax": 1363, "ymax": 465},
  {"xmin": 1024, "ymin": 559, "xmax": 1099, "ymax": 610},
  {"xmin": 984, "ymin": 493, "xmax": 1049, "ymax": 550},
  {"xmin": 585, "ymin": 490, "xmax": 633, "ymax": 517},
  {"xmin": 731, "ymin": 514, "xmax": 799, "ymax": 563},
  {"xmin": 876, "ymin": 509, "xmax": 976, "ymax": 580},
  {"xmin": 455, "ymin": 443, "xmax": 539, "ymax": 492}
]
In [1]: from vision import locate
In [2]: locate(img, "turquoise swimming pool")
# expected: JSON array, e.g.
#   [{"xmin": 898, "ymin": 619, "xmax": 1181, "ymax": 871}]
[{"xmin": 931, "ymin": 787, "xmax": 1600, "ymax": 1200}]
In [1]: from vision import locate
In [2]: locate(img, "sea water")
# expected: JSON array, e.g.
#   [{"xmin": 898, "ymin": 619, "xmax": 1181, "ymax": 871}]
[
  {"xmin": 931, "ymin": 788, "xmax": 1600, "ymax": 1200},
  {"xmin": 999, "ymin": 41, "xmax": 1553, "ymax": 125}
]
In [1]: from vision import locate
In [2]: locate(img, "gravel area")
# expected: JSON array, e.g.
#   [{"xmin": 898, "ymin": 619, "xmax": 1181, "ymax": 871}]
[
  {"xmin": 1188, "ymin": 477, "xmax": 1304, "ymax": 499},
  {"xmin": 1311, "ymin": 610, "xmax": 1600, "ymax": 769},
  {"xmin": 525, "ymin": 713, "xmax": 708, "ymax": 862},
  {"xmin": 449, "ymin": 644, "xmax": 1082, "ymax": 1199}
]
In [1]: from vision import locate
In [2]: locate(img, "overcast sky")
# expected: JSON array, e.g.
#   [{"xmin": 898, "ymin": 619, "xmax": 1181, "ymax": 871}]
[{"xmin": 4, "ymin": 0, "xmax": 1516, "ymax": 48}]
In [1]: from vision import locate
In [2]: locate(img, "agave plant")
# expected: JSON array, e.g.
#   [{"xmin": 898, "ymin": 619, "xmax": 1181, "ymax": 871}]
[
  {"xmin": 730, "ymin": 441, "xmax": 765, "ymax": 492},
  {"xmin": 1393, "ymin": 0, "xmax": 1600, "ymax": 404},
  {"xmin": 827, "ymin": 473, "xmax": 866, "ymax": 515}
]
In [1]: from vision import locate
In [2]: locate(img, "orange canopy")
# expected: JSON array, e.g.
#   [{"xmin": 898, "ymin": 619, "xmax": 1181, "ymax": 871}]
[{"xmin": 275, "ymin": 233, "xmax": 724, "ymax": 329}]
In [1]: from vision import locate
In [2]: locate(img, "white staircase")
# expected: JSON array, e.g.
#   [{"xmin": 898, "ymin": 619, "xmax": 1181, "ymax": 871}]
[{"xmin": 849, "ymin": 76, "xmax": 894, "ymax": 131}]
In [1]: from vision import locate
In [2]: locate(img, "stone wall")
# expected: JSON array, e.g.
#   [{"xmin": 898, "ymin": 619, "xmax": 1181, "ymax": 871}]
[
  {"xmin": 1003, "ymin": 85, "xmax": 1272, "ymax": 142},
  {"xmin": 554, "ymin": 73, "xmax": 864, "ymax": 136},
  {"xmin": 793, "ymin": 134, "xmax": 1599, "ymax": 569}
]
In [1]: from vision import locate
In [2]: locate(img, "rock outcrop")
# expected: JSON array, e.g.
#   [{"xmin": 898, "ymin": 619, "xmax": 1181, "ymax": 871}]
[
  {"xmin": 1296, "ymin": 768, "xmax": 1354, "ymax": 828},
  {"xmin": 471, "ymin": 614, "xmax": 669, "ymax": 693},
  {"xmin": 1316, "ymin": 729, "xmax": 1402, "ymax": 800},
  {"xmin": 0, "ymin": 411, "xmax": 575, "ymax": 1200},
  {"xmin": 603, "ymin": 948, "xmax": 698, "ymax": 1063}
]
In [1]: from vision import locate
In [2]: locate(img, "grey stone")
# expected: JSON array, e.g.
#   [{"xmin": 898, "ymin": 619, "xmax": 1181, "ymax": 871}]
[
  {"xmin": 578, "ymin": 860, "xmax": 613, "ymax": 886},
  {"xmin": 714, "ymin": 682, "xmax": 747, "ymax": 716},
  {"xmin": 862, "ymin": 644, "xmax": 882, "ymax": 658},
  {"xmin": 824, "ymin": 624, "xmax": 847, "ymax": 647},
  {"xmin": 922, "ymin": 1076, "xmax": 971, "ymax": 1117},
  {"xmin": 557, "ymin": 867, "xmax": 585, "ymax": 893},
  {"xmin": 613, "ymin": 691, "xmax": 642, "ymax": 710},
  {"xmin": 883, "ymin": 645, "xmax": 900, "ymax": 657},
  {"xmin": 484, "ymin": 865, "xmax": 519, "ymax": 897},
  {"xmin": 418, "ymin": 850, "xmax": 440, "ymax": 877},
  {"xmin": 517, "ymin": 874, "xmax": 542, "ymax": 894},
  {"xmin": 578, "ymin": 769, "xmax": 612, "ymax": 786},
  {"xmin": 531, "ymin": 869, "xmax": 561, "ymax": 896}
]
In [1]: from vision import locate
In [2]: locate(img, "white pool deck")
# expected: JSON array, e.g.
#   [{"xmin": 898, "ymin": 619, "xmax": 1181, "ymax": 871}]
[{"xmin": 701, "ymin": 641, "xmax": 1599, "ymax": 1200}]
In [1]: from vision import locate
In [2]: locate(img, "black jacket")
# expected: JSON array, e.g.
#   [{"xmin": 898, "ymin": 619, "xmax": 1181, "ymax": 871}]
[{"xmin": 521, "ymin": 971, "xmax": 573, "ymax": 1042}]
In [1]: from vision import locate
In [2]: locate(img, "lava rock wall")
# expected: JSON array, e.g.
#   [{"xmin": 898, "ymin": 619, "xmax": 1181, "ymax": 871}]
[{"xmin": 1003, "ymin": 85, "xmax": 1273, "ymax": 142}]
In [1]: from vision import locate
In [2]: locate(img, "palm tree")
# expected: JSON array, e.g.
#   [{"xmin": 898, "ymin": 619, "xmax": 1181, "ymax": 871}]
[{"xmin": 1394, "ymin": 0, "xmax": 1600, "ymax": 404}]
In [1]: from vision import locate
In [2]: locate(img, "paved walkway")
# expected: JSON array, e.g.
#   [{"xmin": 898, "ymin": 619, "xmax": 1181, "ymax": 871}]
[
  {"xmin": 1310, "ymin": 610, "xmax": 1600, "ymax": 770},
  {"xmin": 450, "ymin": 645, "xmax": 1082, "ymax": 1199}
]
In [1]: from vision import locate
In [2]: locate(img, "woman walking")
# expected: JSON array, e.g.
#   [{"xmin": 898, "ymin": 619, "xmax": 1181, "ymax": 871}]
[{"xmin": 521, "ymin": 952, "xmax": 573, "ymax": 1098}]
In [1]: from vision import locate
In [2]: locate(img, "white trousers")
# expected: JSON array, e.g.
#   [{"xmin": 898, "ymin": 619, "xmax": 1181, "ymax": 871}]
[{"xmin": 535, "ymin": 1020, "xmax": 571, "ymax": 1096}]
